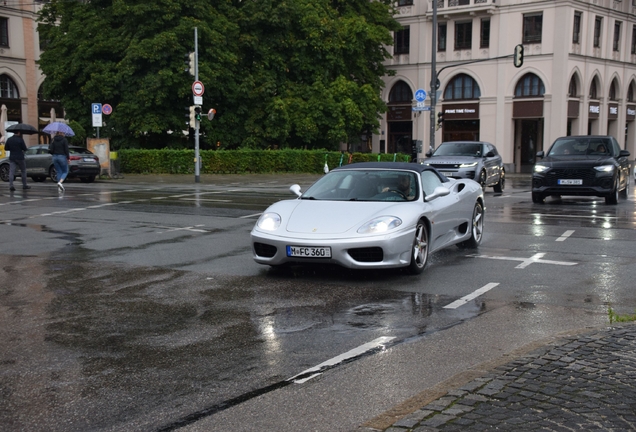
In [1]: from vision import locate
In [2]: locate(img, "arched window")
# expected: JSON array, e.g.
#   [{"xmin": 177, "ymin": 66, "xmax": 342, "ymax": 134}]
[
  {"xmin": 443, "ymin": 73, "xmax": 481, "ymax": 100},
  {"xmin": 389, "ymin": 81, "xmax": 413, "ymax": 104},
  {"xmin": 589, "ymin": 78, "xmax": 599, "ymax": 99},
  {"xmin": 568, "ymin": 76, "xmax": 578, "ymax": 97},
  {"xmin": 609, "ymin": 80, "xmax": 618, "ymax": 101},
  {"xmin": 0, "ymin": 75, "xmax": 19, "ymax": 99},
  {"xmin": 515, "ymin": 73, "xmax": 545, "ymax": 97},
  {"xmin": 628, "ymin": 82, "xmax": 634, "ymax": 102}
]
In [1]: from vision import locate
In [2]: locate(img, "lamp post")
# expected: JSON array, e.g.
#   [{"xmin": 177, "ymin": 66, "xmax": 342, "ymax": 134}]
[{"xmin": 429, "ymin": 0, "xmax": 438, "ymax": 152}]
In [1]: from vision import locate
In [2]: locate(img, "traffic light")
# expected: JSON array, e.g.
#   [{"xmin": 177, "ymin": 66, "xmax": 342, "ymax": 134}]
[
  {"xmin": 185, "ymin": 52, "xmax": 195, "ymax": 76},
  {"xmin": 188, "ymin": 105, "xmax": 196, "ymax": 128},
  {"xmin": 513, "ymin": 44, "xmax": 524, "ymax": 68},
  {"xmin": 194, "ymin": 106, "xmax": 201, "ymax": 121},
  {"xmin": 437, "ymin": 111, "xmax": 444, "ymax": 125}
]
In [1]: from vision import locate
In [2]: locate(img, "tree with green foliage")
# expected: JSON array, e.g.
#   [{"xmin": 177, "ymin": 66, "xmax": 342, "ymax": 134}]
[{"xmin": 37, "ymin": 0, "xmax": 399, "ymax": 150}]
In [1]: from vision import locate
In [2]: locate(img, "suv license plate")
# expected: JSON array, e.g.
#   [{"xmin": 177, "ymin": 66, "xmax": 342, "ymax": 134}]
[
  {"xmin": 287, "ymin": 246, "xmax": 331, "ymax": 258},
  {"xmin": 440, "ymin": 172, "xmax": 454, "ymax": 177},
  {"xmin": 558, "ymin": 179, "xmax": 583, "ymax": 185}
]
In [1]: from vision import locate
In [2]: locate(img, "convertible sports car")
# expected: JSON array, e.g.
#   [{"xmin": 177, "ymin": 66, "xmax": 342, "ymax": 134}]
[{"xmin": 251, "ymin": 162, "xmax": 485, "ymax": 274}]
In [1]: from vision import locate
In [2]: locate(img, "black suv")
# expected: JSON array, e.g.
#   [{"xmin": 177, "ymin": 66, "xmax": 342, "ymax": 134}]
[{"xmin": 532, "ymin": 136, "xmax": 630, "ymax": 205}]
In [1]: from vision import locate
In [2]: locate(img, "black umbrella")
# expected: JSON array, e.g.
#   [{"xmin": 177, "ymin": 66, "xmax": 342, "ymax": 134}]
[{"xmin": 6, "ymin": 123, "xmax": 39, "ymax": 135}]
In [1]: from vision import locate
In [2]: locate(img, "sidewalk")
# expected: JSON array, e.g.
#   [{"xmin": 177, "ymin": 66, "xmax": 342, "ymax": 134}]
[{"xmin": 358, "ymin": 323, "xmax": 636, "ymax": 431}]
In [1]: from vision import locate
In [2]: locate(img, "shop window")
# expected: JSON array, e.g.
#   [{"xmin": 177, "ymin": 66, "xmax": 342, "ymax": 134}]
[
  {"xmin": 523, "ymin": 13, "xmax": 542, "ymax": 44},
  {"xmin": 573, "ymin": 12, "xmax": 581, "ymax": 44},
  {"xmin": 613, "ymin": 22, "xmax": 621, "ymax": 52},
  {"xmin": 0, "ymin": 74, "xmax": 19, "ymax": 99},
  {"xmin": 394, "ymin": 27, "xmax": 410, "ymax": 55},
  {"xmin": 480, "ymin": 19, "xmax": 490, "ymax": 48},
  {"xmin": 389, "ymin": 81, "xmax": 413, "ymax": 104},
  {"xmin": 609, "ymin": 80, "xmax": 618, "ymax": 101},
  {"xmin": 514, "ymin": 73, "xmax": 545, "ymax": 97},
  {"xmin": 594, "ymin": 17, "xmax": 602, "ymax": 48},
  {"xmin": 438, "ymin": 23, "xmax": 447, "ymax": 52},
  {"xmin": 455, "ymin": 21, "xmax": 472, "ymax": 50},
  {"xmin": 444, "ymin": 74, "xmax": 481, "ymax": 100},
  {"xmin": 589, "ymin": 79, "xmax": 599, "ymax": 99},
  {"xmin": 628, "ymin": 83, "xmax": 634, "ymax": 102}
]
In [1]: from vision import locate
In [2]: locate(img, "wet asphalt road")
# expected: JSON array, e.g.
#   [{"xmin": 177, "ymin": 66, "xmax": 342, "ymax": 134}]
[{"xmin": 1, "ymin": 173, "xmax": 636, "ymax": 431}]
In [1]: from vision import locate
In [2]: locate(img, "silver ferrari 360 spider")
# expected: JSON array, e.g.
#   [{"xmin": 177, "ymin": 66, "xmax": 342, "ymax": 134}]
[{"xmin": 251, "ymin": 162, "xmax": 485, "ymax": 274}]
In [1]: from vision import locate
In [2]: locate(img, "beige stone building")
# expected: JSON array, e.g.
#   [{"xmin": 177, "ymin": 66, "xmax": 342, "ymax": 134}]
[
  {"xmin": 376, "ymin": 0, "xmax": 636, "ymax": 172},
  {"xmin": 0, "ymin": 1, "xmax": 59, "ymax": 146}
]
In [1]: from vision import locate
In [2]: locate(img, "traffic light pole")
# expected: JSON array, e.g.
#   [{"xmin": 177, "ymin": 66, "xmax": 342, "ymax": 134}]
[
  {"xmin": 429, "ymin": 0, "xmax": 437, "ymax": 153},
  {"xmin": 194, "ymin": 27, "xmax": 200, "ymax": 183}
]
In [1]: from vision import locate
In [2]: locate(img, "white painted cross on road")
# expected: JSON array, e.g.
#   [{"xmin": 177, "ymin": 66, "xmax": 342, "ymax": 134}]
[{"xmin": 469, "ymin": 253, "xmax": 577, "ymax": 269}]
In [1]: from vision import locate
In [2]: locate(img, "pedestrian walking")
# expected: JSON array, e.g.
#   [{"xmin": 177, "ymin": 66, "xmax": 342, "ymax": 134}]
[
  {"xmin": 49, "ymin": 131, "xmax": 70, "ymax": 191},
  {"xmin": 4, "ymin": 131, "xmax": 30, "ymax": 191}
]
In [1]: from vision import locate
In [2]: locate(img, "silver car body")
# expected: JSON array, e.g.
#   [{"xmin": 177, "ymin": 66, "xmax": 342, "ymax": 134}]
[
  {"xmin": 0, "ymin": 144, "xmax": 100, "ymax": 183},
  {"xmin": 251, "ymin": 162, "xmax": 484, "ymax": 272},
  {"xmin": 422, "ymin": 141, "xmax": 505, "ymax": 191}
]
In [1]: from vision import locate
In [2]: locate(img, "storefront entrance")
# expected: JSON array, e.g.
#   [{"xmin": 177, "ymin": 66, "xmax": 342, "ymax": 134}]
[
  {"xmin": 516, "ymin": 119, "xmax": 543, "ymax": 173},
  {"xmin": 388, "ymin": 121, "xmax": 413, "ymax": 155}
]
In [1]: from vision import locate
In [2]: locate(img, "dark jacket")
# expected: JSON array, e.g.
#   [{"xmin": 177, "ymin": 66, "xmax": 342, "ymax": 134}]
[
  {"xmin": 5, "ymin": 135, "xmax": 28, "ymax": 161},
  {"xmin": 49, "ymin": 135, "xmax": 70, "ymax": 158}
]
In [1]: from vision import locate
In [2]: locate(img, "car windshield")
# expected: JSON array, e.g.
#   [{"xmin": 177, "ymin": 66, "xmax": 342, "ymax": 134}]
[
  {"xmin": 433, "ymin": 142, "xmax": 483, "ymax": 157},
  {"xmin": 301, "ymin": 170, "xmax": 419, "ymax": 202},
  {"xmin": 547, "ymin": 138, "xmax": 613, "ymax": 156}
]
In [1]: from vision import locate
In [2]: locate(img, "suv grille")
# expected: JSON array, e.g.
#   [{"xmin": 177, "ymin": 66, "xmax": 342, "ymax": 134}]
[{"xmin": 543, "ymin": 168, "xmax": 597, "ymax": 186}]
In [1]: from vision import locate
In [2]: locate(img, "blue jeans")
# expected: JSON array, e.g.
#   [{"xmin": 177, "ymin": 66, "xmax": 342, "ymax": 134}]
[{"xmin": 52, "ymin": 154, "xmax": 69, "ymax": 182}]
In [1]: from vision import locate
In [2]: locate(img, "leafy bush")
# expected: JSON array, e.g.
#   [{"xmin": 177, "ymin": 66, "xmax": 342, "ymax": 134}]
[{"xmin": 117, "ymin": 149, "xmax": 412, "ymax": 174}]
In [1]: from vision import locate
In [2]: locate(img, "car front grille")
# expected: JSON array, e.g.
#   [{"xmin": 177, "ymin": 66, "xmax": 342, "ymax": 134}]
[
  {"xmin": 348, "ymin": 247, "xmax": 383, "ymax": 263},
  {"xmin": 253, "ymin": 242, "xmax": 277, "ymax": 258},
  {"xmin": 542, "ymin": 168, "xmax": 597, "ymax": 186},
  {"xmin": 428, "ymin": 163, "xmax": 461, "ymax": 169}
]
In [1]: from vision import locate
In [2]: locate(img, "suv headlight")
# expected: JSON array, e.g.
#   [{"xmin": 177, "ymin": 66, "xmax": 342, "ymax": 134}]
[
  {"xmin": 459, "ymin": 162, "xmax": 478, "ymax": 168},
  {"xmin": 257, "ymin": 212, "xmax": 281, "ymax": 231},
  {"xmin": 594, "ymin": 165, "xmax": 615, "ymax": 173},
  {"xmin": 358, "ymin": 216, "xmax": 402, "ymax": 234},
  {"xmin": 534, "ymin": 165, "xmax": 549, "ymax": 173}
]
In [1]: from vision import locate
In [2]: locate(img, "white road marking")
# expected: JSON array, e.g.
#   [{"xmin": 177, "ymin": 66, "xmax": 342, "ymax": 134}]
[
  {"xmin": 532, "ymin": 213, "xmax": 618, "ymax": 220},
  {"xmin": 556, "ymin": 230, "xmax": 575, "ymax": 242},
  {"xmin": 444, "ymin": 283, "xmax": 500, "ymax": 309},
  {"xmin": 179, "ymin": 198, "xmax": 232, "ymax": 202},
  {"xmin": 156, "ymin": 224, "xmax": 208, "ymax": 234},
  {"xmin": 470, "ymin": 253, "xmax": 577, "ymax": 268},
  {"xmin": 288, "ymin": 336, "xmax": 395, "ymax": 384}
]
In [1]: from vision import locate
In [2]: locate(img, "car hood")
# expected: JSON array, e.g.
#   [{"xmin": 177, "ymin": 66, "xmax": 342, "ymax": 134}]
[
  {"xmin": 265, "ymin": 199, "xmax": 411, "ymax": 235},
  {"xmin": 424, "ymin": 156, "xmax": 481, "ymax": 165},
  {"xmin": 537, "ymin": 155, "xmax": 617, "ymax": 168}
]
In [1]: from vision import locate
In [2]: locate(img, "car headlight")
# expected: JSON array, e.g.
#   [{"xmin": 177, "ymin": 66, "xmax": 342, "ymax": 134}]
[
  {"xmin": 594, "ymin": 165, "xmax": 615, "ymax": 172},
  {"xmin": 357, "ymin": 216, "xmax": 402, "ymax": 234},
  {"xmin": 534, "ymin": 165, "xmax": 549, "ymax": 173},
  {"xmin": 256, "ymin": 212, "xmax": 281, "ymax": 231},
  {"xmin": 459, "ymin": 162, "xmax": 478, "ymax": 168}
]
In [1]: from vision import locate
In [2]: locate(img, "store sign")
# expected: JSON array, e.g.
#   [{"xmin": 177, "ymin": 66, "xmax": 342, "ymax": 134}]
[
  {"xmin": 387, "ymin": 106, "xmax": 412, "ymax": 121},
  {"xmin": 608, "ymin": 104, "xmax": 618, "ymax": 119},
  {"xmin": 589, "ymin": 103, "xmax": 600, "ymax": 118},
  {"xmin": 442, "ymin": 103, "xmax": 479, "ymax": 120},
  {"xmin": 627, "ymin": 105, "xmax": 636, "ymax": 121}
]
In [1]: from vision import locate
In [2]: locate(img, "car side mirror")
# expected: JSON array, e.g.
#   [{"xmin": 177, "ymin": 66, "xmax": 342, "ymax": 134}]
[
  {"xmin": 290, "ymin": 184, "xmax": 302, "ymax": 197},
  {"xmin": 485, "ymin": 151, "xmax": 495, "ymax": 158},
  {"xmin": 425, "ymin": 150, "xmax": 433, "ymax": 157},
  {"xmin": 536, "ymin": 151, "xmax": 545, "ymax": 159},
  {"xmin": 425, "ymin": 186, "xmax": 451, "ymax": 201},
  {"xmin": 619, "ymin": 150, "xmax": 631, "ymax": 158}
]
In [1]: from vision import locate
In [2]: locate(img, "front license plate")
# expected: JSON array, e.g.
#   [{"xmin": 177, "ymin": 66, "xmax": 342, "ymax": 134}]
[
  {"xmin": 287, "ymin": 246, "xmax": 332, "ymax": 258},
  {"xmin": 440, "ymin": 172, "xmax": 454, "ymax": 177},
  {"xmin": 558, "ymin": 179, "xmax": 583, "ymax": 185}
]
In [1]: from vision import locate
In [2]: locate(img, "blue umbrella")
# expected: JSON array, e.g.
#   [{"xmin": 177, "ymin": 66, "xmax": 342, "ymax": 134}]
[{"xmin": 43, "ymin": 121, "xmax": 75, "ymax": 137}]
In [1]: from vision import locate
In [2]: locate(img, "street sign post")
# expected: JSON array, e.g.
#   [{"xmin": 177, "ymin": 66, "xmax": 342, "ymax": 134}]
[
  {"xmin": 192, "ymin": 81, "xmax": 205, "ymax": 96},
  {"xmin": 415, "ymin": 89, "xmax": 427, "ymax": 102},
  {"xmin": 91, "ymin": 103, "xmax": 103, "ymax": 128},
  {"xmin": 102, "ymin": 104, "xmax": 113, "ymax": 115}
]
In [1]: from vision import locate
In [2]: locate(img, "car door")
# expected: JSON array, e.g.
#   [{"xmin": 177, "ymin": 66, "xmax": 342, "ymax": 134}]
[
  {"xmin": 26, "ymin": 145, "xmax": 50, "ymax": 176},
  {"xmin": 484, "ymin": 143, "xmax": 502, "ymax": 184},
  {"xmin": 420, "ymin": 170, "xmax": 461, "ymax": 251},
  {"xmin": 610, "ymin": 137, "xmax": 630, "ymax": 189}
]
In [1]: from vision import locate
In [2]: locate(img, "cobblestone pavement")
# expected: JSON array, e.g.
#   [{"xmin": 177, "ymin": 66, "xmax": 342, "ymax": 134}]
[{"xmin": 359, "ymin": 324, "xmax": 636, "ymax": 431}]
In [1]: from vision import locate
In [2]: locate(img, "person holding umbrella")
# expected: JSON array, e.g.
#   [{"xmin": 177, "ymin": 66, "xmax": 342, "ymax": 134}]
[
  {"xmin": 49, "ymin": 131, "xmax": 70, "ymax": 191},
  {"xmin": 5, "ymin": 130, "xmax": 30, "ymax": 191}
]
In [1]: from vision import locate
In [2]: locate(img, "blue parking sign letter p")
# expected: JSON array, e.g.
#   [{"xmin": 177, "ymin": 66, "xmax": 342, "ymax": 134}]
[{"xmin": 92, "ymin": 103, "xmax": 102, "ymax": 114}]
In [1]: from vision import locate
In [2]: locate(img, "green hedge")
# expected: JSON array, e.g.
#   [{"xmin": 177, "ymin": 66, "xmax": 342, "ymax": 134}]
[{"xmin": 117, "ymin": 149, "xmax": 412, "ymax": 174}]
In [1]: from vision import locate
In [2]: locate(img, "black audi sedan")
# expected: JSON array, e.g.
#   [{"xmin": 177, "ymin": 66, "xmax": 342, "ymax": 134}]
[{"xmin": 532, "ymin": 136, "xmax": 630, "ymax": 205}]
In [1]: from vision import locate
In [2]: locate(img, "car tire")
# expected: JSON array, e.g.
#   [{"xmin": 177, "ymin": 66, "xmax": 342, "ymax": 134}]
[
  {"xmin": 478, "ymin": 170, "xmax": 487, "ymax": 190},
  {"xmin": 493, "ymin": 170, "xmax": 505, "ymax": 193},
  {"xmin": 0, "ymin": 163, "xmax": 10, "ymax": 182},
  {"xmin": 458, "ymin": 201, "xmax": 484, "ymax": 249},
  {"xmin": 532, "ymin": 192, "xmax": 545, "ymax": 203},
  {"xmin": 605, "ymin": 180, "xmax": 619, "ymax": 205},
  {"xmin": 49, "ymin": 166, "xmax": 58, "ymax": 183},
  {"xmin": 407, "ymin": 220, "xmax": 429, "ymax": 275}
]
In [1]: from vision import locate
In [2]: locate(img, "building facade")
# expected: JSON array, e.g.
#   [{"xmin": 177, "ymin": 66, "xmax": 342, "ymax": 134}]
[
  {"xmin": 0, "ymin": 1, "xmax": 60, "ymax": 146},
  {"xmin": 376, "ymin": 0, "xmax": 636, "ymax": 173}
]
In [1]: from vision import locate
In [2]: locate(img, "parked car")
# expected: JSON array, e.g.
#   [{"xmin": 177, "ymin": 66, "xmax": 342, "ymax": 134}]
[
  {"xmin": 422, "ymin": 141, "xmax": 505, "ymax": 192},
  {"xmin": 251, "ymin": 162, "xmax": 485, "ymax": 274},
  {"xmin": 0, "ymin": 145, "xmax": 100, "ymax": 183},
  {"xmin": 532, "ymin": 135, "xmax": 630, "ymax": 205}
]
